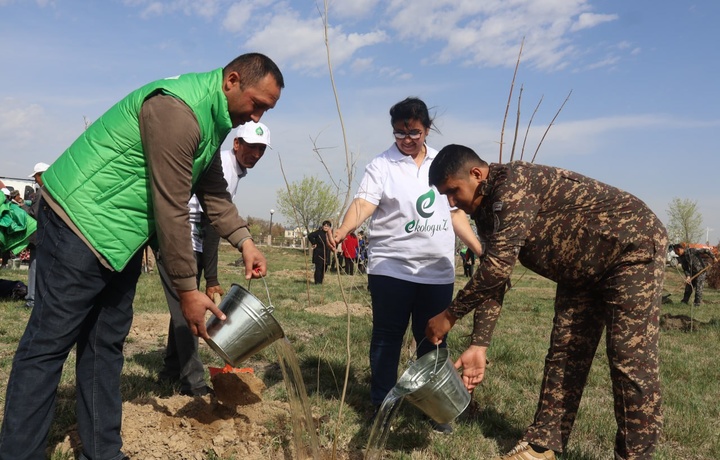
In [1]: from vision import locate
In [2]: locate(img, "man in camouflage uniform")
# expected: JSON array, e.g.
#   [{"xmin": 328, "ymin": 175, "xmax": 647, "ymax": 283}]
[
  {"xmin": 672, "ymin": 244, "xmax": 715, "ymax": 307},
  {"xmin": 425, "ymin": 144, "xmax": 666, "ymax": 460}
]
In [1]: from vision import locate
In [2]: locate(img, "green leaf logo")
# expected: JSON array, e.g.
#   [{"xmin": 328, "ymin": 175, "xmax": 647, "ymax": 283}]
[
  {"xmin": 255, "ymin": 127, "xmax": 264, "ymax": 135},
  {"xmin": 416, "ymin": 189, "xmax": 435, "ymax": 218}
]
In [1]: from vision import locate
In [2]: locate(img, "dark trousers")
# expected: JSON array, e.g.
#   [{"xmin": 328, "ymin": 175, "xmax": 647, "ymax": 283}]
[
  {"xmin": 24, "ymin": 245, "xmax": 37, "ymax": 307},
  {"xmin": 314, "ymin": 259, "xmax": 328, "ymax": 284},
  {"xmin": 0, "ymin": 202, "xmax": 141, "ymax": 460},
  {"xmin": 681, "ymin": 273, "xmax": 705, "ymax": 305},
  {"xmin": 367, "ymin": 274, "xmax": 454, "ymax": 406},
  {"xmin": 344, "ymin": 257, "xmax": 355, "ymax": 275},
  {"xmin": 155, "ymin": 251, "xmax": 206, "ymax": 393}
]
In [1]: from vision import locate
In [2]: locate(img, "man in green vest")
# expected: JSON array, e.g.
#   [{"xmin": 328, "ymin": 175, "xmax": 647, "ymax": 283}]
[{"xmin": 0, "ymin": 53, "xmax": 284, "ymax": 460}]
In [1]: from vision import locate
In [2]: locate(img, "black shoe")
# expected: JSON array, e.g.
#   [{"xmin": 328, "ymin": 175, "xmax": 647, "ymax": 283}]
[
  {"xmin": 156, "ymin": 371, "xmax": 179, "ymax": 385},
  {"xmin": 681, "ymin": 300, "xmax": 690, "ymax": 305},
  {"xmin": 694, "ymin": 303, "xmax": 701, "ymax": 307},
  {"xmin": 180, "ymin": 385, "xmax": 213, "ymax": 397},
  {"xmin": 428, "ymin": 419, "xmax": 453, "ymax": 434}
]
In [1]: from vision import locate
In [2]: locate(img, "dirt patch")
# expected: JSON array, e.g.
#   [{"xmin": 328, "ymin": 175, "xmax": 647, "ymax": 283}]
[
  {"xmin": 305, "ymin": 301, "xmax": 369, "ymax": 318},
  {"xmin": 51, "ymin": 313, "xmax": 353, "ymax": 460},
  {"xmin": 660, "ymin": 313, "xmax": 712, "ymax": 332}
]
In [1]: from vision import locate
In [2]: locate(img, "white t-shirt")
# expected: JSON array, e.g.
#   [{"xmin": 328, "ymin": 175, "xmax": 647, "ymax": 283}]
[
  {"xmin": 188, "ymin": 149, "xmax": 247, "ymax": 252},
  {"xmin": 355, "ymin": 143, "xmax": 455, "ymax": 284}
]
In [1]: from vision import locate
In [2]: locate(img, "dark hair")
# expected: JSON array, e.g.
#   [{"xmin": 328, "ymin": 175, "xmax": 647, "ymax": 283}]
[
  {"xmin": 389, "ymin": 97, "xmax": 434, "ymax": 130},
  {"xmin": 322, "ymin": 220, "xmax": 332, "ymax": 227},
  {"xmin": 224, "ymin": 53, "xmax": 285, "ymax": 90},
  {"xmin": 428, "ymin": 144, "xmax": 488, "ymax": 187}
]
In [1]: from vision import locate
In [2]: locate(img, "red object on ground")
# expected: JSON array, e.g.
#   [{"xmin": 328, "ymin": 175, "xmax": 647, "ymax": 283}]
[{"xmin": 209, "ymin": 363, "xmax": 254, "ymax": 378}]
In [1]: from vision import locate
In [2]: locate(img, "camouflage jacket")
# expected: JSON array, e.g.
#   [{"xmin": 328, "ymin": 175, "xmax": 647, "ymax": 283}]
[
  {"xmin": 448, "ymin": 161, "xmax": 666, "ymax": 346},
  {"xmin": 678, "ymin": 248, "xmax": 714, "ymax": 276}
]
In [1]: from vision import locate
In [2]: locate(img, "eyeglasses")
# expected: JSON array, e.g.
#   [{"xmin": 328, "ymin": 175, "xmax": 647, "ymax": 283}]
[{"xmin": 393, "ymin": 130, "xmax": 423, "ymax": 140}]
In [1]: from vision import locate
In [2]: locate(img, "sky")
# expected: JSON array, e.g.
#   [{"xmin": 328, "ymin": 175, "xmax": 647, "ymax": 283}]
[{"xmin": 1, "ymin": 0, "xmax": 719, "ymax": 244}]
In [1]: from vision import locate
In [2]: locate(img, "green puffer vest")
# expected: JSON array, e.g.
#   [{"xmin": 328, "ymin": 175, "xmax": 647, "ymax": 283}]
[{"xmin": 42, "ymin": 69, "xmax": 232, "ymax": 271}]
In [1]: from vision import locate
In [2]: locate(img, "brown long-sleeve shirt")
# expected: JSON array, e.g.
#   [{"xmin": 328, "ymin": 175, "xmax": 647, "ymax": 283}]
[
  {"xmin": 449, "ymin": 161, "xmax": 666, "ymax": 346},
  {"xmin": 45, "ymin": 94, "xmax": 251, "ymax": 291}
]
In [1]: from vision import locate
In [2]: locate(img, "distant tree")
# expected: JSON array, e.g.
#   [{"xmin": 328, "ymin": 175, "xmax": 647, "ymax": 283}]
[
  {"xmin": 244, "ymin": 216, "xmax": 285, "ymax": 240},
  {"xmin": 666, "ymin": 197, "xmax": 704, "ymax": 243},
  {"xmin": 276, "ymin": 176, "xmax": 342, "ymax": 234}
]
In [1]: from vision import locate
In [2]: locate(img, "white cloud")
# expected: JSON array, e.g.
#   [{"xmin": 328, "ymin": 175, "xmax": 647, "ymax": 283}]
[
  {"xmin": 243, "ymin": 11, "xmax": 387, "ymax": 73},
  {"xmin": 0, "ymin": 98, "xmax": 45, "ymax": 147},
  {"xmin": 383, "ymin": 0, "xmax": 617, "ymax": 71},
  {"xmin": 571, "ymin": 12, "xmax": 617, "ymax": 32},
  {"xmin": 350, "ymin": 57, "xmax": 373, "ymax": 72},
  {"xmin": 222, "ymin": 1, "xmax": 253, "ymax": 32},
  {"xmin": 328, "ymin": 0, "xmax": 382, "ymax": 20},
  {"xmin": 580, "ymin": 55, "xmax": 620, "ymax": 71},
  {"xmin": 125, "ymin": 0, "xmax": 221, "ymax": 19}
]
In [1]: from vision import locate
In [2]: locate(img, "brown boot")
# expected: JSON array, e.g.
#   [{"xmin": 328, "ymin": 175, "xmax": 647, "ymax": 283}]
[{"xmin": 492, "ymin": 442, "xmax": 556, "ymax": 460}]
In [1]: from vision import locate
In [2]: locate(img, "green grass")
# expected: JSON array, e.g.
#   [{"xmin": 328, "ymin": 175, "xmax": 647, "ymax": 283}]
[{"xmin": 1, "ymin": 246, "xmax": 719, "ymax": 459}]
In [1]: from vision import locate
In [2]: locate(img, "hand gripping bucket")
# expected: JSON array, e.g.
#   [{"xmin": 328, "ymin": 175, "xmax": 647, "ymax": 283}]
[
  {"xmin": 204, "ymin": 283, "xmax": 284, "ymax": 367},
  {"xmin": 395, "ymin": 348, "xmax": 471, "ymax": 424}
]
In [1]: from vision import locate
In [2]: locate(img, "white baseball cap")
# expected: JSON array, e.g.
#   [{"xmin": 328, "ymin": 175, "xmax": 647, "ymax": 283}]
[
  {"xmin": 236, "ymin": 121, "xmax": 271, "ymax": 148},
  {"xmin": 1, "ymin": 187, "xmax": 10, "ymax": 197},
  {"xmin": 28, "ymin": 162, "xmax": 50, "ymax": 177}
]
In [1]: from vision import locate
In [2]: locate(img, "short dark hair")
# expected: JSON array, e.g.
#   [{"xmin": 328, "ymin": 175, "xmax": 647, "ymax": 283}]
[
  {"xmin": 322, "ymin": 220, "xmax": 332, "ymax": 227},
  {"xmin": 429, "ymin": 144, "xmax": 488, "ymax": 187},
  {"xmin": 224, "ymin": 53, "xmax": 285, "ymax": 90},
  {"xmin": 389, "ymin": 97, "xmax": 434, "ymax": 130}
]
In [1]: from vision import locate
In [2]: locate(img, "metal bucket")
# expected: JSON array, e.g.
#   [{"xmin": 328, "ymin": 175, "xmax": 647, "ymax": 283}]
[
  {"xmin": 204, "ymin": 283, "xmax": 284, "ymax": 367},
  {"xmin": 394, "ymin": 348, "xmax": 471, "ymax": 424}
]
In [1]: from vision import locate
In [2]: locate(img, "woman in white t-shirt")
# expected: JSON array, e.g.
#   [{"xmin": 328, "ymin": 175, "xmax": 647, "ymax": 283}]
[{"xmin": 332, "ymin": 97, "xmax": 481, "ymax": 431}]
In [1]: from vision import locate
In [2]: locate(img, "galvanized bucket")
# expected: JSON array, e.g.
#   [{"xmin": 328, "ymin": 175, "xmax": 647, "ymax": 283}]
[
  {"xmin": 394, "ymin": 348, "xmax": 471, "ymax": 424},
  {"xmin": 204, "ymin": 283, "xmax": 284, "ymax": 367}
]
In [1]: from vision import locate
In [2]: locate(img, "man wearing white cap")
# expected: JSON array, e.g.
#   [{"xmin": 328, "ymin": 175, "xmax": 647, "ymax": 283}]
[
  {"xmin": 29, "ymin": 162, "xmax": 50, "ymax": 182},
  {"xmin": 156, "ymin": 121, "xmax": 271, "ymax": 395},
  {"xmin": 22, "ymin": 162, "xmax": 50, "ymax": 308}
]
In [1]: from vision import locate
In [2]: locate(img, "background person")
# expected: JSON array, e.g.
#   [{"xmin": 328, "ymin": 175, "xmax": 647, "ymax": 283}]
[
  {"xmin": 672, "ymin": 243, "xmax": 716, "ymax": 307},
  {"xmin": 426, "ymin": 144, "xmax": 666, "ymax": 460},
  {"xmin": 157, "ymin": 121, "xmax": 271, "ymax": 396},
  {"xmin": 22, "ymin": 162, "xmax": 50, "ymax": 309},
  {"xmin": 0, "ymin": 53, "xmax": 283, "ymax": 460},
  {"xmin": 341, "ymin": 231, "xmax": 359, "ymax": 275},
  {"xmin": 331, "ymin": 97, "xmax": 481, "ymax": 433},
  {"xmin": 307, "ymin": 220, "xmax": 333, "ymax": 284}
]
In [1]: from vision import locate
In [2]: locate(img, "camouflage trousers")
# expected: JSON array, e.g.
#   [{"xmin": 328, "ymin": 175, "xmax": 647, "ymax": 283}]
[
  {"xmin": 681, "ymin": 272, "xmax": 705, "ymax": 305},
  {"xmin": 524, "ymin": 238, "xmax": 666, "ymax": 459}
]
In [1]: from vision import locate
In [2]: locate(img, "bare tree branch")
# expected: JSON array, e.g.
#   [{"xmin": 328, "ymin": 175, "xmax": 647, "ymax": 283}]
[
  {"xmin": 531, "ymin": 89, "xmax": 572, "ymax": 163},
  {"xmin": 509, "ymin": 85, "xmax": 523, "ymax": 162},
  {"xmin": 520, "ymin": 95, "xmax": 543, "ymax": 161},
  {"xmin": 499, "ymin": 37, "xmax": 524, "ymax": 164}
]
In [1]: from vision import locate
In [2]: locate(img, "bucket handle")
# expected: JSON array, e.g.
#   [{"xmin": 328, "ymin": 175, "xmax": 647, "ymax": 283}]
[
  {"xmin": 246, "ymin": 272, "xmax": 275, "ymax": 314},
  {"xmin": 407, "ymin": 338, "xmax": 443, "ymax": 378}
]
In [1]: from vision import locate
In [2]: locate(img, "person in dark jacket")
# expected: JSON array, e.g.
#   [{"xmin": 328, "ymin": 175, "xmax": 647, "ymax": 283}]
[
  {"xmin": 672, "ymin": 243, "xmax": 716, "ymax": 307},
  {"xmin": 22, "ymin": 162, "xmax": 50, "ymax": 309},
  {"xmin": 308, "ymin": 220, "xmax": 333, "ymax": 284}
]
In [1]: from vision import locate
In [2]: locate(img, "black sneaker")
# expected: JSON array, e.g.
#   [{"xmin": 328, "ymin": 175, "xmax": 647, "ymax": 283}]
[
  {"xmin": 180, "ymin": 385, "xmax": 213, "ymax": 397},
  {"xmin": 428, "ymin": 419, "xmax": 453, "ymax": 434}
]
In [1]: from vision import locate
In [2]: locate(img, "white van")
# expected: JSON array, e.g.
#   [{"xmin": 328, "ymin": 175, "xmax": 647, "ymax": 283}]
[{"xmin": 0, "ymin": 176, "xmax": 37, "ymax": 200}]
